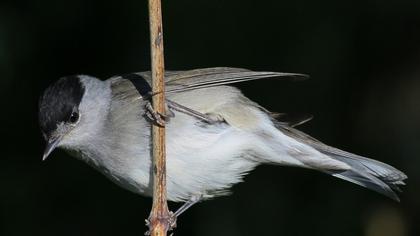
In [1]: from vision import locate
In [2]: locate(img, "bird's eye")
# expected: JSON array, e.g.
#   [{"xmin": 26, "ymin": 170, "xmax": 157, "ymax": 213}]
[{"xmin": 69, "ymin": 111, "xmax": 79, "ymax": 123}]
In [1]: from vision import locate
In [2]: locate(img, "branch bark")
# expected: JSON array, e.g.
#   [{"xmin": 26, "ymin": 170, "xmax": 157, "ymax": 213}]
[{"xmin": 147, "ymin": 0, "xmax": 170, "ymax": 235}]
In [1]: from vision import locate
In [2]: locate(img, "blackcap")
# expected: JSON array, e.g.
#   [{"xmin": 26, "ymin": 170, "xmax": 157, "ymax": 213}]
[{"xmin": 38, "ymin": 67, "xmax": 407, "ymax": 213}]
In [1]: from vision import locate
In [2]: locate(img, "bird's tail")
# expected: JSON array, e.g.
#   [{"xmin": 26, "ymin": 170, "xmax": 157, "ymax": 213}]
[
  {"xmin": 321, "ymin": 150, "xmax": 407, "ymax": 201},
  {"xmin": 274, "ymin": 123, "xmax": 407, "ymax": 201}
]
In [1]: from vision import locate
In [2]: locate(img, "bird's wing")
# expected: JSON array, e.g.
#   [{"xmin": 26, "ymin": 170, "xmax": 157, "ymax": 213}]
[
  {"xmin": 109, "ymin": 68, "xmax": 309, "ymax": 124},
  {"xmin": 128, "ymin": 67, "xmax": 307, "ymax": 94},
  {"xmin": 164, "ymin": 67, "xmax": 308, "ymax": 93}
]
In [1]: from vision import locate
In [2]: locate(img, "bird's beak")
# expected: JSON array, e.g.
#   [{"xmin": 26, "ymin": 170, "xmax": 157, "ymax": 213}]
[{"xmin": 42, "ymin": 136, "xmax": 62, "ymax": 161}]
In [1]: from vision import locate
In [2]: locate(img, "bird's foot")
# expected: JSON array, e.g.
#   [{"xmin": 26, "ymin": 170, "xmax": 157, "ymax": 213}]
[
  {"xmin": 168, "ymin": 211, "xmax": 177, "ymax": 231},
  {"xmin": 144, "ymin": 195, "xmax": 202, "ymax": 235},
  {"xmin": 144, "ymin": 101, "xmax": 174, "ymax": 126},
  {"xmin": 144, "ymin": 213, "xmax": 176, "ymax": 235}
]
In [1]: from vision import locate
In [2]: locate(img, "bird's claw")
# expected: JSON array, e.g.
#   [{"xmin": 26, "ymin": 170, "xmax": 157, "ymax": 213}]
[
  {"xmin": 168, "ymin": 211, "xmax": 177, "ymax": 231},
  {"xmin": 144, "ymin": 219, "xmax": 151, "ymax": 235},
  {"xmin": 143, "ymin": 213, "xmax": 177, "ymax": 235},
  {"xmin": 145, "ymin": 102, "xmax": 174, "ymax": 126}
]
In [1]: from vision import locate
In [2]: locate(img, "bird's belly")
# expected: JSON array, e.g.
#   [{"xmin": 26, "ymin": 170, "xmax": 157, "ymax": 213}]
[
  {"xmin": 114, "ymin": 118, "xmax": 261, "ymax": 202},
  {"xmin": 165, "ymin": 142, "xmax": 259, "ymax": 202},
  {"xmin": 97, "ymin": 108, "xmax": 274, "ymax": 202},
  {"xmin": 163, "ymin": 118, "xmax": 261, "ymax": 202}
]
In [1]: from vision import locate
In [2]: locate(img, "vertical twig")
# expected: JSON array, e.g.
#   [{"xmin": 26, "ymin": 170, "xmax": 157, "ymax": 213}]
[{"xmin": 147, "ymin": 0, "xmax": 170, "ymax": 235}]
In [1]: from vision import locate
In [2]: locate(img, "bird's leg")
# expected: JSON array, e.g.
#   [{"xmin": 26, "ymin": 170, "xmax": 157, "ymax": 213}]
[
  {"xmin": 174, "ymin": 195, "xmax": 203, "ymax": 217},
  {"xmin": 166, "ymin": 99, "xmax": 224, "ymax": 124},
  {"xmin": 168, "ymin": 194, "xmax": 203, "ymax": 231},
  {"xmin": 144, "ymin": 101, "xmax": 175, "ymax": 126},
  {"xmin": 145, "ymin": 98, "xmax": 224, "ymax": 126}
]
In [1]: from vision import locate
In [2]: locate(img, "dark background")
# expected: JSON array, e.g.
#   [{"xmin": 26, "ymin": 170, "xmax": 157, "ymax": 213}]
[{"xmin": 1, "ymin": 0, "xmax": 419, "ymax": 235}]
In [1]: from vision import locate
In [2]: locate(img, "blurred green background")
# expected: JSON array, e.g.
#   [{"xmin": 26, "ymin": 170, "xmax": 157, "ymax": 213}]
[{"xmin": 0, "ymin": 0, "xmax": 419, "ymax": 235}]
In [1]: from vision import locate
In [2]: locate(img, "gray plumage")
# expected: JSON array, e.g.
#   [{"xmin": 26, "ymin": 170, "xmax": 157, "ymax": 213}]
[{"xmin": 39, "ymin": 67, "xmax": 407, "ymax": 203}]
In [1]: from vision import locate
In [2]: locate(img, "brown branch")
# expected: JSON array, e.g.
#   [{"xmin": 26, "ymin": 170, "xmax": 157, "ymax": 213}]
[{"xmin": 147, "ymin": 0, "xmax": 170, "ymax": 235}]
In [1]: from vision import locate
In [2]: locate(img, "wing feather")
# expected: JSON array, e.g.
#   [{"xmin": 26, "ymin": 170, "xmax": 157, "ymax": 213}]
[
  {"xmin": 164, "ymin": 67, "xmax": 308, "ymax": 93},
  {"xmin": 120, "ymin": 67, "xmax": 307, "ymax": 94}
]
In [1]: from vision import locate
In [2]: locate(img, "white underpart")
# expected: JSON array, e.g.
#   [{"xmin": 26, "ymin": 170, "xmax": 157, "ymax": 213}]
[
  {"xmin": 127, "ymin": 87, "xmax": 349, "ymax": 201},
  {"xmin": 61, "ymin": 79, "xmax": 350, "ymax": 202}
]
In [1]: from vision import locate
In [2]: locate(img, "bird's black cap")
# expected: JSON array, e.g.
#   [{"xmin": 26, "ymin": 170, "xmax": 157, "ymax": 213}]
[{"xmin": 39, "ymin": 76, "xmax": 85, "ymax": 138}]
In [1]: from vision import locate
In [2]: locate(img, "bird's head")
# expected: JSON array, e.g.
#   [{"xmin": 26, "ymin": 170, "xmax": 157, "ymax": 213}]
[{"xmin": 38, "ymin": 75, "xmax": 110, "ymax": 160}]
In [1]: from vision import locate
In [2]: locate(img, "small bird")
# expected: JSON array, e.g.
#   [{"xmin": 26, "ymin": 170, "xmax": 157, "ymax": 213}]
[{"xmin": 39, "ymin": 67, "xmax": 407, "ymax": 215}]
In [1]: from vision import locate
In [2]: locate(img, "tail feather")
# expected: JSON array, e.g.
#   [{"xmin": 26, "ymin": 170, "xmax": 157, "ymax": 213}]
[
  {"xmin": 323, "ymin": 152, "xmax": 407, "ymax": 201},
  {"xmin": 275, "ymin": 123, "xmax": 407, "ymax": 201}
]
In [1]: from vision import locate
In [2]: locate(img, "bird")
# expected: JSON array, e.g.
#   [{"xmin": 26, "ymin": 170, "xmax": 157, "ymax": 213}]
[{"xmin": 38, "ymin": 67, "xmax": 407, "ymax": 215}]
